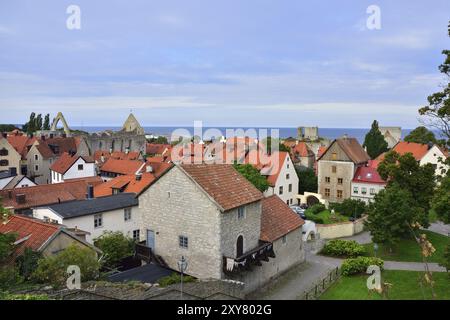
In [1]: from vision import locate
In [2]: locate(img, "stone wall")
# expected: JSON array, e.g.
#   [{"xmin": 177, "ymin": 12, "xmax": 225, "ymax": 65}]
[
  {"xmin": 316, "ymin": 216, "xmax": 367, "ymax": 239},
  {"xmin": 87, "ymin": 132, "xmax": 146, "ymax": 155},
  {"xmin": 318, "ymin": 160, "xmax": 355, "ymax": 203}
]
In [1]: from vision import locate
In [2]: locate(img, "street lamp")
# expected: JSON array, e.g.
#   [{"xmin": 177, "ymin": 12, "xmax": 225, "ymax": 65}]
[
  {"xmin": 373, "ymin": 243, "xmax": 379, "ymax": 258},
  {"xmin": 177, "ymin": 256, "xmax": 188, "ymax": 300}
]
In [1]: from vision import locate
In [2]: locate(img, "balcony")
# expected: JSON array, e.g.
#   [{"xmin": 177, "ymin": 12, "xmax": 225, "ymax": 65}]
[{"xmin": 223, "ymin": 241, "xmax": 275, "ymax": 274}]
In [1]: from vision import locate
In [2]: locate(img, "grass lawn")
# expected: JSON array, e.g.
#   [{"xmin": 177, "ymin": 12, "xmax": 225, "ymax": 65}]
[
  {"xmin": 320, "ymin": 270, "xmax": 450, "ymax": 300},
  {"xmin": 305, "ymin": 209, "xmax": 349, "ymax": 224},
  {"xmin": 363, "ymin": 230, "xmax": 449, "ymax": 264}
]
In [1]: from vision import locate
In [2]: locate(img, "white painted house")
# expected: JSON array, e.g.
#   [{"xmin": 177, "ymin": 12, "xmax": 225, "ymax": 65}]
[
  {"xmin": 50, "ymin": 152, "xmax": 96, "ymax": 184},
  {"xmin": 351, "ymin": 164, "xmax": 386, "ymax": 204},
  {"xmin": 0, "ymin": 167, "xmax": 36, "ymax": 190},
  {"xmin": 33, "ymin": 192, "xmax": 140, "ymax": 243}
]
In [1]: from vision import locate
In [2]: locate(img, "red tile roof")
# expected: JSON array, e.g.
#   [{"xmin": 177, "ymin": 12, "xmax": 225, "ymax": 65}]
[
  {"xmin": 100, "ymin": 159, "xmax": 145, "ymax": 175},
  {"xmin": 6, "ymin": 135, "xmax": 36, "ymax": 159},
  {"xmin": 352, "ymin": 166, "xmax": 386, "ymax": 184},
  {"xmin": 94, "ymin": 162, "xmax": 173, "ymax": 197},
  {"xmin": 0, "ymin": 215, "xmax": 60, "ymax": 258},
  {"xmin": 260, "ymin": 195, "xmax": 305, "ymax": 242},
  {"xmin": 94, "ymin": 150, "xmax": 141, "ymax": 164},
  {"xmin": 390, "ymin": 141, "xmax": 429, "ymax": 161},
  {"xmin": 291, "ymin": 142, "xmax": 313, "ymax": 158},
  {"xmin": 146, "ymin": 143, "xmax": 171, "ymax": 155},
  {"xmin": 0, "ymin": 177, "xmax": 103, "ymax": 210},
  {"xmin": 244, "ymin": 150, "xmax": 289, "ymax": 186},
  {"xmin": 180, "ymin": 164, "xmax": 263, "ymax": 211},
  {"xmin": 317, "ymin": 146, "xmax": 327, "ymax": 159},
  {"xmin": 50, "ymin": 152, "xmax": 94, "ymax": 174}
]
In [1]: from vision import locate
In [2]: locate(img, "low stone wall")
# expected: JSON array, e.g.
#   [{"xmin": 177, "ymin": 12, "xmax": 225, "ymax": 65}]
[{"xmin": 316, "ymin": 216, "xmax": 366, "ymax": 239}]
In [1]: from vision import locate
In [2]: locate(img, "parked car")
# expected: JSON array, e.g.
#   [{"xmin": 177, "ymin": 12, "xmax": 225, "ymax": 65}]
[
  {"xmin": 299, "ymin": 203, "xmax": 309, "ymax": 209},
  {"xmin": 290, "ymin": 205, "xmax": 306, "ymax": 219}
]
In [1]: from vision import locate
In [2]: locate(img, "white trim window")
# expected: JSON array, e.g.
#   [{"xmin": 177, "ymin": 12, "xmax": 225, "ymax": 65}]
[
  {"xmin": 94, "ymin": 214, "xmax": 103, "ymax": 228},
  {"xmin": 133, "ymin": 229, "xmax": 140, "ymax": 241}
]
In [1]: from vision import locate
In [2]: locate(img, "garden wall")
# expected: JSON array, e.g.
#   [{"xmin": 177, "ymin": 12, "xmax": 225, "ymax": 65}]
[{"xmin": 316, "ymin": 216, "xmax": 366, "ymax": 239}]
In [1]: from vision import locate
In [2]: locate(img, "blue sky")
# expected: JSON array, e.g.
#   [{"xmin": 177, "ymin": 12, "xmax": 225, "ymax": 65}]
[{"xmin": 0, "ymin": 0, "xmax": 449, "ymax": 128}]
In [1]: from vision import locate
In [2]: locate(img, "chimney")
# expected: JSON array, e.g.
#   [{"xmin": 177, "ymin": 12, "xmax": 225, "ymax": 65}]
[
  {"xmin": 125, "ymin": 148, "xmax": 130, "ymax": 155},
  {"xmin": 50, "ymin": 133, "xmax": 54, "ymax": 139},
  {"xmin": 16, "ymin": 194, "xmax": 26, "ymax": 204},
  {"xmin": 146, "ymin": 165, "xmax": 153, "ymax": 173},
  {"xmin": 109, "ymin": 148, "xmax": 113, "ymax": 153},
  {"xmin": 8, "ymin": 167, "xmax": 17, "ymax": 176},
  {"xmin": 86, "ymin": 185, "xmax": 94, "ymax": 200},
  {"xmin": 41, "ymin": 135, "xmax": 46, "ymax": 141},
  {"xmin": 136, "ymin": 173, "xmax": 142, "ymax": 181}
]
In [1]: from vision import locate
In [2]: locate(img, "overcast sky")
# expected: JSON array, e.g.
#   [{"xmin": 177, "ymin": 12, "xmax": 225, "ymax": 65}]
[{"xmin": 0, "ymin": 0, "xmax": 449, "ymax": 128}]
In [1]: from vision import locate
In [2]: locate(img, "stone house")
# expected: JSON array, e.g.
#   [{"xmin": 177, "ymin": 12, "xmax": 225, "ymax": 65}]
[
  {"xmin": 138, "ymin": 164, "xmax": 305, "ymax": 293},
  {"xmin": 317, "ymin": 136, "xmax": 370, "ymax": 203},
  {"xmin": 2, "ymin": 133, "xmax": 36, "ymax": 175}
]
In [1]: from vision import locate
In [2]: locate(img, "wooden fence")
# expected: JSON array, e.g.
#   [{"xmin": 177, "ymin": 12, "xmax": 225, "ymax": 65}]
[{"xmin": 302, "ymin": 267, "xmax": 340, "ymax": 300}]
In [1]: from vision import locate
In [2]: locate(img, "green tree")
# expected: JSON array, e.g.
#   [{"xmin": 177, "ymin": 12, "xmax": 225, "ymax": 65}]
[
  {"xmin": 23, "ymin": 112, "xmax": 36, "ymax": 134},
  {"xmin": 93, "ymin": 231, "xmax": 135, "ymax": 268},
  {"xmin": 431, "ymin": 173, "xmax": 450, "ymax": 224},
  {"xmin": 363, "ymin": 120, "xmax": 388, "ymax": 159},
  {"xmin": 419, "ymin": 22, "xmax": 450, "ymax": 144},
  {"xmin": 440, "ymin": 244, "xmax": 450, "ymax": 273},
  {"xmin": 35, "ymin": 114, "xmax": 43, "ymax": 131},
  {"xmin": 262, "ymin": 137, "xmax": 290, "ymax": 154},
  {"xmin": 295, "ymin": 167, "xmax": 318, "ymax": 194},
  {"xmin": 15, "ymin": 248, "xmax": 42, "ymax": 280},
  {"xmin": 148, "ymin": 136, "xmax": 169, "ymax": 144},
  {"xmin": 233, "ymin": 163, "xmax": 269, "ymax": 192},
  {"xmin": 43, "ymin": 114, "xmax": 51, "ymax": 130},
  {"xmin": 33, "ymin": 244, "xmax": 100, "ymax": 288},
  {"xmin": 366, "ymin": 184, "xmax": 420, "ymax": 250},
  {"xmin": 0, "ymin": 233, "xmax": 17, "ymax": 264},
  {"xmin": 331, "ymin": 199, "xmax": 367, "ymax": 219},
  {"xmin": 377, "ymin": 151, "xmax": 435, "ymax": 227},
  {"xmin": 404, "ymin": 126, "xmax": 437, "ymax": 145}
]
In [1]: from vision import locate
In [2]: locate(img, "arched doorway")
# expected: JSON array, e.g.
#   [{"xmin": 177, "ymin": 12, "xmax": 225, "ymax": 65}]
[
  {"xmin": 307, "ymin": 195, "xmax": 320, "ymax": 207},
  {"xmin": 236, "ymin": 235, "xmax": 244, "ymax": 257}
]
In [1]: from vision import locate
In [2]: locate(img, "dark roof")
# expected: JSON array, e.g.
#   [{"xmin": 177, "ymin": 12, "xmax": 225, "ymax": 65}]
[
  {"xmin": 46, "ymin": 193, "xmax": 138, "ymax": 219},
  {"xmin": 0, "ymin": 170, "xmax": 14, "ymax": 179},
  {"xmin": 109, "ymin": 263, "xmax": 173, "ymax": 284}
]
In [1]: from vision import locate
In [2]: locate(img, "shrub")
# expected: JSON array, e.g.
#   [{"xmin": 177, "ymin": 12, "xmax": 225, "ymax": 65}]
[
  {"xmin": 16, "ymin": 248, "xmax": 42, "ymax": 280},
  {"xmin": 158, "ymin": 272, "xmax": 196, "ymax": 288},
  {"xmin": 341, "ymin": 256, "xmax": 384, "ymax": 276},
  {"xmin": 440, "ymin": 243, "xmax": 450, "ymax": 274},
  {"xmin": 0, "ymin": 266, "xmax": 23, "ymax": 291},
  {"xmin": 309, "ymin": 203, "xmax": 326, "ymax": 215},
  {"xmin": 321, "ymin": 240, "xmax": 365, "ymax": 258},
  {"xmin": 33, "ymin": 244, "xmax": 100, "ymax": 288},
  {"xmin": 94, "ymin": 231, "xmax": 135, "ymax": 268},
  {"xmin": 332, "ymin": 199, "xmax": 367, "ymax": 218},
  {"xmin": 0, "ymin": 293, "xmax": 50, "ymax": 300}
]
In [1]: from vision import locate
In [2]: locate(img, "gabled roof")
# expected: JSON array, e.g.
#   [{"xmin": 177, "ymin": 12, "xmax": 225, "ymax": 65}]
[
  {"xmin": 260, "ymin": 195, "xmax": 305, "ymax": 242},
  {"xmin": 244, "ymin": 150, "xmax": 289, "ymax": 187},
  {"xmin": 180, "ymin": 164, "xmax": 263, "ymax": 212},
  {"xmin": 392, "ymin": 141, "xmax": 430, "ymax": 161},
  {"xmin": 0, "ymin": 177, "xmax": 103, "ymax": 210},
  {"xmin": 318, "ymin": 137, "xmax": 370, "ymax": 164},
  {"xmin": 94, "ymin": 150, "xmax": 141, "ymax": 164},
  {"xmin": 6, "ymin": 135, "xmax": 36, "ymax": 159},
  {"xmin": 291, "ymin": 142, "xmax": 313, "ymax": 158},
  {"xmin": 0, "ymin": 215, "xmax": 60, "ymax": 258},
  {"xmin": 100, "ymin": 158, "xmax": 145, "ymax": 175},
  {"xmin": 50, "ymin": 152, "xmax": 94, "ymax": 174},
  {"xmin": 146, "ymin": 143, "xmax": 171, "ymax": 155},
  {"xmin": 317, "ymin": 146, "xmax": 327, "ymax": 159},
  {"xmin": 94, "ymin": 162, "xmax": 173, "ymax": 197},
  {"xmin": 352, "ymin": 166, "xmax": 386, "ymax": 185},
  {"xmin": 45, "ymin": 193, "xmax": 138, "ymax": 219}
]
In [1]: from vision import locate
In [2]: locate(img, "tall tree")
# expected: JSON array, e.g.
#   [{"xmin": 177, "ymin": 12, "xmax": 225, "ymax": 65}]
[
  {"xmin": 233, "ymin": 163, "xmax": 269, "ymax": 192},
  {"xmin": 35, "ymin": 114, "xmax": 43, "ymax": 131},
  {"xmin": 295, "ymin": 167, "xmax": 318, "ymax": 194},
  {"xmin": 404, "ymin": 126, "xmax": 437, "ymax": 145},
  {"xmin": 419, "ymin": 22, "xmax": 450, "ymax": 145},
  {"xmin": 377, "ymin": 151, "xmax": 436, "ymax": 227},
  {"xmin": 366, "ymin": 184, "xmax": 420, "ymax": 250},
  {"xmin": 43, "ymin": 114, "xmax": 51, "ymax": 130},
  {"xmin": 24, "ymin": 112, "xmax": 36, "ymax": 135},
  {"xmin": 363, "ymin": 120, "xmax": 388, "ymax": 159},
  {"xmin": 431, "ymin": 173, "xmax": 450, "ymax": 224}
]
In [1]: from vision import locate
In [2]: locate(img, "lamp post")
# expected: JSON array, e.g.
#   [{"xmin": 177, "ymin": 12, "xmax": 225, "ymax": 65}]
[
  {"xmin": 177, "ymin": 256, "xmax": 188, "ymax": 300},
  {"xmin": 373, "ymin": 243, "xmax": 379, "ymax": 258}
]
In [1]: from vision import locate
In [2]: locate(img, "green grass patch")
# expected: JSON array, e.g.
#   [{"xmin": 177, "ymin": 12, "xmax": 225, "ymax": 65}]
[
  {"xmin": 320, "ymin": 270, "xmax": 450, "ymax": 300},
  {"xmin": 158, "ymin": 272, "xmax": 196, "ymax": 288},
  {"xmin": 363, "ymin": 230, "xmax": 449, "ymax": 263},
  {"xmin": 305, "ymin": 209, "xmax": 349, "ymax": 225}
]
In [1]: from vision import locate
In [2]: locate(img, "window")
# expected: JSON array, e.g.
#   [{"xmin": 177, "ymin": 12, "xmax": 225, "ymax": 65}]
[
  {"xmin": 332, "ymin": 166, "xmax": 337, "ymax": 173},
  {"xmin": 370, "ymin": 188, "xmax": 376, "ymax": 195},
  {"xmin": 337, "ymin": 178, "xmax": 343, "ymax": 185},
  {"xmin": 34, "ymin": 154, "xmax": 38, "ymax": 161},
  {"xmin": 290, "ymin": 199, "xmax": 293, "ymax": 205},
  {"xmin": 78, "ymin": 164, "xmax": 84, "ymax": 171},
  {"xmin": 287, "ymin": 163, "xmax": 289, "ymax": 169},
  {"xmin": 35, "ymin": 165, "xmax": 39, "ymax": 171},
  {"xmin": 279, "ymin": 186, "xmax": 283, "ymax": 195},
  {"xmin": 94, "ymin": 214, "xmax": 103, "ymax": 228},
  {"xmin": 179, "ymin": 235, "xmax": 188, "ymax": 249},
  {"xmin": 133, "ymin": 230, "xmax": 140, "ymax": 241},
  {"xmin": 237, "ymin": 206, "xmax": 246, "ymax": 219},
  {"xmin": 361, "ymin": 187, "xmax": 367, "ymax": 195},
  {"xmin": 288, "ymin": 184, "xmax": 292, "ymax": 192},
  {"xmin": 353, "ymin": 186, "xmax": 358, "ymax": 194},
  {"xmin": 0, "ymin": 160, "xmax": 8, "ymax": 166},
  {"xmin": 325, "ymin": 177, "xmax": 330, "ymax": 183},
  {"xmin": 124, "ymin": 208, "xmax": 132, "ymax": 221},
  {"xmin": 0, "ymin": 148, "xmax": 8, "ymax": 156},
  {"xmin": 337, "ymin": 190, "xmax": 343, "ymax": 199},
  {"xmin": 286, "ymin": 174, "xmax": 290, "ymax": 179},
  {"xmin": 332, "ymin": 153, "xmax": 337, "ymax": 160},
  {"xmin": 282, "ymin": 235, "xmax": 287, "ymax": 245},
  {"xmin": 286, "ymin": 200, "xmax": 289, "ymax": 205},
  {"xmin": 325, "ymin": 188, "xmax": 330, "ymax": 197}
]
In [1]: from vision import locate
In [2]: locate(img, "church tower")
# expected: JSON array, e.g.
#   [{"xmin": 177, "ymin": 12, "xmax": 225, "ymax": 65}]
[{"xmin": 122, "ymin": 113, "xmax": 145, "ymax": 135}]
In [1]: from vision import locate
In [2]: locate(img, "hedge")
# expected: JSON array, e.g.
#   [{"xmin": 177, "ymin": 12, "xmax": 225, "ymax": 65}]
[
  {"xmin": 321, "ymin": 240, "xmax": 365, "ymax": 258},
  {"xmin": 341, "ymin": 256, "xmax": 384, "ymax": 276}
]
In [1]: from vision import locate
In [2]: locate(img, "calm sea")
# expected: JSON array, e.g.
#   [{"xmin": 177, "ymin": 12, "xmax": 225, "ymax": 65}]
[{"xmin": 70, "ymin": 126, "xmax": 423, "ymax": 144}]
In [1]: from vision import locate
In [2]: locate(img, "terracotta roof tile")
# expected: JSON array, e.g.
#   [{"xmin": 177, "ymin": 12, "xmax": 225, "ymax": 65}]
[
  {"xmin": 6, "ymin": 135, "xmax": 36, "ymax": 159},
  {"xmin": 50, "ymin": 152, "xmax": 94, "ymax": 174},
  {"xmin": 180, "ymin": 164, "xmax": 263, "ymax": 211},
  {"xmin": 260, "ymin": 195, "xmax": 304, "ymax": 242},
  {"xmin": 352, "ymin": 166, "xmax": 386, "ymax": 184},
  {"xmin": 100, "ymin": 159, "xmax": 145, "ymax": 175},
  {"xmin": 146, "ymin": 143, "xmax": 171, "ymax": 155}
]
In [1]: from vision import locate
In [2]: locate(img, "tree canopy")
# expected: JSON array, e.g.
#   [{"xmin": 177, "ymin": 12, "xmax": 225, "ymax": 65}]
[
  {"xmin": 295, "ymin": 167, "xmax": 318, "ymax": 194},
  {"xmin": 233, "ymin": 163, "xmax": 269, "ymax": 192},
  {"xmin": 363, "ymin": 120, "xmax": 388, "ymax": 159},
  {"xmin": 404, "ymin": 126, "xmax": 437, "ymax": 145},
  {"xmin": 93, "ymin": 231, "xmax": 135, "ymax": 268}
]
